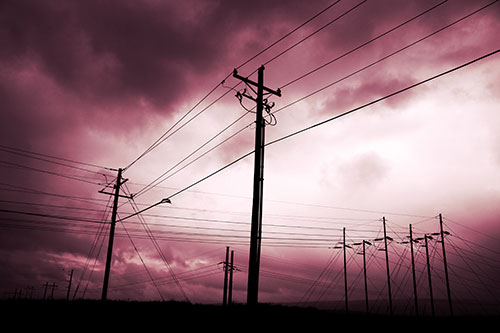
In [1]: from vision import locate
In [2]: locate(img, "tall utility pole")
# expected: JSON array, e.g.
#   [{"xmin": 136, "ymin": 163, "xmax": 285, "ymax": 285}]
[
  {"xmin": 233, "ymin": 66, "xmax": 281, "ymax": 305},
  {"xmin": 424, "ymin": 234, "xmax": 435, "ymax": 317},
  {"xmin": 439, "ymin": 213, "xmax": 453, "ymax": 316},
  {"xmin": 343, "ymin": 227, "xmax": 348, "ymax": 313},
  {"xmin": 101, "ymin": 168, "xmax": 130, "ymax": 301},
  {"xmin": 223, "ymin": 246, "xmax": 230, "ymax": 306},
  {"xmin": 409, "ymin": 224, "xmax": 419, "ymax": 316},
  {"xmin": 382, "ymin": 217, "xmax": 393, "ymax": 315}
]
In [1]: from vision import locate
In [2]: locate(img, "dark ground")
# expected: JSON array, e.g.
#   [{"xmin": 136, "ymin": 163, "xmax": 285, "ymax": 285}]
[{"xmin": 0, "ymin": 299, "xmax": 496, "ymax": 330}]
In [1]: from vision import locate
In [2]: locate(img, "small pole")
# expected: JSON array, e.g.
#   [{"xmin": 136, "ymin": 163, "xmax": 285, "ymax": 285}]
[
  {"xmin": 50, "ymin": 283, "xmax": 57, "ymax": 300},
  {"xmin": 383, "ymin": 217, "xmax": 393, "ymax": 315},
  {"xmin": 424, "ymin": 234, "xmax": 435, "ymax": 317},
  {"xmin": 43, "ymin": 282, "xmax": 48, "ymax": 300},
  {"xmin": 66, "ymin": 269, "xmax": 73, "ymax": 301},
  {"xmin": 439, "ymin": 214, "xmax": 453, "ymax": 316},
  {"xmin": 228, "ymin": 250, "xmax": 234, "ymax": 305},
  {"xmin": 223, "ymin": 246, "xmax": 230, "ymax": 306},
  {"xmin": 363, "ymin": 240, "xmax": 369, "ymax": 314},
  {"xmin": 343, "ymin": 227, "xmax": 348, "ymax": 313},
  {"xmin": 409, "ymin": 224, "xmax": 419, "ymax": 316}
]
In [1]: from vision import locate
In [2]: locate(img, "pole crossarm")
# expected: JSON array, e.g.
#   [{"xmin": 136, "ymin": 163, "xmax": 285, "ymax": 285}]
[{"xmin": 233, "ymin": 67, "xmax": 282, "ymax": 97}]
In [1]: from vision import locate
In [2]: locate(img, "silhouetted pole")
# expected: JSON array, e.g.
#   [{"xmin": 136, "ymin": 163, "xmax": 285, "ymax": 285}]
[
  {"xmin": 223, "ymin": 246, "xmax": 230, "ymax": 306},
  {"xmin": 424, "ymin": 234, "xmax": 435, "ymax": 317},
  {"xmin": 43, "ymin": 282, "xmax": 48, "ymax": 300},
  {"xmin": 233, "ymin": 66, "xmax": 281, "ymax": 305},
  {"xmin": 66, "ymin": 269, "xmax": 73, "ymax": 301},
  {"xmin": 409, "ymin": 224, "xmax": 419, "ymax": 316},
  {"xmin": 50, "ymin": 283, "xmax": 57, "ymax": 299},
  {"xmin": 362, "ymin": 240, "xmax": 371, "ymax": 314},
  {"xmin": 102, "ymin": 168, "xmax": 123, "ymax": 301},
  {"xmin": 229, "ymin": 250, "xmax": 234, "ymax": 305},
  {"xmin": 383, "ymin": 217, "xmax": 393, "ymax": 315},
  {"xmin": 343, "ymin": 227, "xmax": 348, "ymax": 313},
  {"xmin": 439, "ymin": 213, "xmax": 453, "ymax": 316}
]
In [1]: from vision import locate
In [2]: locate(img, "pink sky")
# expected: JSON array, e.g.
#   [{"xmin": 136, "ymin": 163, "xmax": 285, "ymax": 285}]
[{"xmin": 1, "ymin": 0, "xmax": 500, "ymax": 313}]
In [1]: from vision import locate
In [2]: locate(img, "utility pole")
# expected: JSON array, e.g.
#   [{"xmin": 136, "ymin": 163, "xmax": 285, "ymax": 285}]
[
  {"xmin": 100, "ymin": 168, "xmax": 130, "ymax": 301},
  {"xmin": 343, "ymin": 227, "xmax": 348, "ymax": 313},
  {"xmin": 424, "ymin": 234, "xmax": 435, "ymax": 317},
  {"xmin": 233, "ymin": 66, "xmax": 281, "ymax": 305},
  {"xmin": 382, "ymin": 217, "xmax": 393, "ymax": 315},
  {"xmin": 228, "ymin": 250, "xmax": 234, "ymax": 305},
  {"xmin": 223, "ymin": 246, "xmax": 230, "ymax": 306},
  {"xmin": 362, "ymin": 240, "xmax": 371, "ymax": 314},
  {"xmin": 409, "ymin": 224, "xmax": 419, "ymax": 317},
  {"xmin": 50, "ymin": 283, "xmax": 57, "ymax": 300},
  {"xmin": 66, "ymin": 269, "xmax": 73, "ymax": 301},
  {"xmin": 439, "ymin": 213, "xmax": 453, "ymax": 316},
  {"xmin": 43, "ymin": 282, "xmax": 48, "ymax": 300}
]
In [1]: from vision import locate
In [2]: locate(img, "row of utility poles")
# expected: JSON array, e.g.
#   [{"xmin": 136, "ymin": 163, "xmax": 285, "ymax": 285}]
[
  {"xmin": 338, "ymin": 214, "xmax": 453, "ymax": 316},
  {"xmin": 8, "ymin": 269, "xmax": 73, "ymax": 301}
]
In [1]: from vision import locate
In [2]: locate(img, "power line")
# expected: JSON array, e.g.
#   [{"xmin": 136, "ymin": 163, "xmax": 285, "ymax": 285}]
[
  {"xmin": 123, "ymin": 1, "xmax": 344, "ymax": 172},
  {"xmin": 0, "ymin": 144, "xmax": 113, "ymax": 171},
  {"xmin": 262, "ymin": 0, "xmax": 368, "ymax": 67},
  {"xmin": 235, "ymin": 0, "xmax": 341, "ymax": 70},
  {"xmin": 0, "ymin": 160, "xmax": 102, "ymax": 186},
  {"xmin": 124, "ymin": 48, "xmax": 499, "ymax": 221},
  {"xmin": 266, "ymin": 48, "xmax": 500, "ymax": 147},
  {"xmin": 132, "ymin": 111, "xmax": 251, "ymax": 199},
  {"xmin": 279, "ymin": 0, "xmax": 449, "ymax": 89},
  {"xmin": 273, "ymin": 0, "xmax": 499, "ymax": 114}
]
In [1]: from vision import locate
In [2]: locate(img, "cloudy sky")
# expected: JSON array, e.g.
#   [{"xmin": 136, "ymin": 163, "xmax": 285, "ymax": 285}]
[{"xmin": 1, "ymin": 0, "xmax": 499, "ymax": 313}]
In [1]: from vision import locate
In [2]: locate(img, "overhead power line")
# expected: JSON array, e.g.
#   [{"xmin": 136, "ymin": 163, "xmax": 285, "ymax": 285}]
[
  {"xmin": 119, "ymin": 47, "xmax": 499, "ymax": 219},
  {"xmin": 279, "ymin": 0, "xmax": 449, "ymax": 89},
  {"xmin": 263, "ymin": 0, "xmax": 368, "ymax": 67},
  {"xmin": 274, "ymin": 0, "xmax": 499, "ymax": 114},
  {"xmin": 266, "ymin": 48, "xmax": 500, "ymax": 147},
  {"xmin": 122, "ymin": 0, "xmax": 345, "ymax": 172}
]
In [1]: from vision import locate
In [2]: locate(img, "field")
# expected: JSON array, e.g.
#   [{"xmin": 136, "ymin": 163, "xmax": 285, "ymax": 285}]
[{"xmin": 1, "ymin": 299, "xmax": 497, "ymax": 330}]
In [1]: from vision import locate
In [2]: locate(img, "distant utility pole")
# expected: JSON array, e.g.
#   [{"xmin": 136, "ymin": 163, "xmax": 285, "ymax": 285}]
[
  {"xmin": 343, "ymin": 227, "xmax": 348, "ymax": 313},
  {"xmin": 66, "ymin": 269, "xmax": 73, "ymax": 301},
  {"xmin": 43, "ymin": 282, "xmax": 49, "ymax": 300},
  {"xmin": 382, "ymin": 217, "xmax": 393, "ymax": 315},
  {"xmin": 409, "ymin": 224, "xmax": 419, "ymax": 317},
  {"xmin": 228, "ymin": 250, "xmax": 234, "ymax": 305},
  {"xmin": 50, "ymin": 283, "xmax": 57, "ymax": 300},
  {"xmin": 424, "ymin": 234, "xmax": 435, "ymax": 317},
  {"xmin": 223, "ymin": 246, "xmax": 230, "ymax": 306},
  {"xmin": 439, "ymin": 213, "xmax": 453, "ymax": 316},
  {"xmin": 100, "ymin": 168, "xmax": 131, "ymax": 301},
  {"xmin": 233, "ymin": 66, "xmax": 281, "ymax": 305},
  {"xmin": 362, "ymin": 240, "xmax": 371, "ymax": 314}
]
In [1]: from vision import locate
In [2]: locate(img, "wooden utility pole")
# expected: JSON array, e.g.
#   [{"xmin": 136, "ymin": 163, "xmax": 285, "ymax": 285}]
[
  {"xmin": 409, "ymin": 224, "xmax": 419, "ymax": 316},
  {"xmin": 362, "ymin": 240, "xmax": 371, "ymax": 314},
  {"xmin": 223, "ymin": 246, "xmax": 230, "ymax": 306},
  {"xmin": 382, "ymin": 217, "xmax": 393, "ymax": 315},
  {"xmin": 228, "ymin": 250, "xmax": 234, "ymax": 305},
  {"xmin": 101, "ymin": 168, "xmax": 130, "ymax": 301},
  {"xmin": 343, "ymin": 227, "xmax": 348, "ymax": 313},
  {"xmin": 424, "ymin": 234, "xmax": 435, "ymax": 317},
  {"xmin": 233, "ymin": 66, "xmax": 281, "ymax": 305},
  {"xmin": 439, "ymin": 213, "xmax": 453, "ymax": 316}
]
